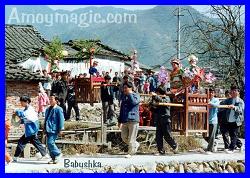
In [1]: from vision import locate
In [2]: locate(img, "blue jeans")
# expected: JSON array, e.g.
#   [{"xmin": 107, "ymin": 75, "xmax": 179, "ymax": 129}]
[{"xmin": 47, "ymin": 133, "xmax": 61, "ymax": 160}]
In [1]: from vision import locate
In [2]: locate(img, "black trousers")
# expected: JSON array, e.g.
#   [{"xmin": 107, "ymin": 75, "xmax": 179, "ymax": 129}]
[
  {"xmin": 59, "ymin": 99, "xmax": 67, "ymax": 119},
  {"xmin": 220, "ymin": 122, "xmax": 242, "ymax": 150},
  {"xmin": 14, "ymin": 134, "xmax": 46, "ymax": 157},
  {"xmin": 66, "ymin": 102, "xmax": 80, "ymax": 121},
  {"xmin": 156, "ymin": 118, "xmax": 177, "ymax": 151}
]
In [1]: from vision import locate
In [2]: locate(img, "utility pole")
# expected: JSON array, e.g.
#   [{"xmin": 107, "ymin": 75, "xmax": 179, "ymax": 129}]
[{"xmin": 175, "ymin": 6, "xmax": 184, "ymax": 59}]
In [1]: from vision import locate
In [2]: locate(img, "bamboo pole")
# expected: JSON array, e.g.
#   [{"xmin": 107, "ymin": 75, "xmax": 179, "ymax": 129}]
[
  {"xmin": 140, "ymin": 102, "xmax": 184, "ymax": 107},
  {"xmin": 215, "ymin": 105, "xmax": 233, "ymax": 109},
  {"xmin": 140, "ymin": 93, "xmax": 172, "ymax": 97}
]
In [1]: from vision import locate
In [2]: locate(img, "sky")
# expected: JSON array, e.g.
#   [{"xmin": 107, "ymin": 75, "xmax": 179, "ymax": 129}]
[{"xmin": 48, "ymin": 5, "xmax": 210, "ymax": 13}]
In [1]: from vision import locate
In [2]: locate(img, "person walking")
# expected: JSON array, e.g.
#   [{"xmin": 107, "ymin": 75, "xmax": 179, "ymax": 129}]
[
  {"xmin": 220, "ymin": 86, "xmax": 244, "ymax": 153},
  {"xmin": 139, "ymin": 72, "xmax": 146, "ymax": 93},
  {"xmin": 151, "ymin": 87, "xmax": 178, "ymax": 155},
  {"xmin": 42, "ymin": 69, "xmax": 52, "ymax": 96},
  {"xmin": 112, "ymin": 72, "xmax": 121, "ymax": 100},
  {"xmin": 38, "ymin": 84, "xmax": 50, "ymax": 117},
  {"xmin": 56, "ymin": 72, "xmax": 68, "ymax": 119},
  {"xmin": 65, "ymin": 78, "xmax": 80, "ymax": 121},
  {"xmin": 13, "ymin": 96, "xmax": 47, "ymax": 162},
  {"xmin": 101, "ymin": 75, "xmax": 117, "ymax": 125},
  {"xmin": 118, "ymin": 82, "xmax": 140, "ymax": 157},
  {"xmin": 205, "ymin": 88, "xmax": 220, "ymax": 154},
  {"xmin": 44, "ymin": 94, "xmax": 65, "ymax": 164}
]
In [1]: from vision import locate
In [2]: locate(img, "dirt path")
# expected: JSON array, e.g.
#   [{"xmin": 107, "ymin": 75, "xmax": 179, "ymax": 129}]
[{"xmin": 5, "ymin": 150, "xmax": 245, "ymax": 173}]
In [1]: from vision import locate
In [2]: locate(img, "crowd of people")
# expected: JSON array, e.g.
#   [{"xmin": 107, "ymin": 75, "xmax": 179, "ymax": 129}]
[{"xmin": 5, "ymin": 56, "xmax": 245, "ymax": 164}]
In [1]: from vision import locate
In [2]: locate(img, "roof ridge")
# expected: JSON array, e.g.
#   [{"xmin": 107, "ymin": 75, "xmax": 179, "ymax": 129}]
[
  {"xmin": 5, "ymin": 24, "xmax": 49, "ymax": 42},
  {"xmin": 5, "ymin": 24, "xmax": 34, "ymax": 28}
]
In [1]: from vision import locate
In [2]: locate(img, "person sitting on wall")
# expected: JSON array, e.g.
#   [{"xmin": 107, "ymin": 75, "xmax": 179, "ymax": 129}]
[{"xmin": 89, "ymin": 61, "xmax": 99, "ymax": 76}]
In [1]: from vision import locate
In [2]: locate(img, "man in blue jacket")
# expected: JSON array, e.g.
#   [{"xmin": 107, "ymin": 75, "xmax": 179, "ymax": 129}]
[
  {"xmin": 44, "ymin": 94, "xmax": 65, "ymax": 164},
  {"xmin": 13, "ymin": 96, "xmax": 47, "ymax": 162},
  {"xmin": 118, "ymin": 82, "xmax": 140, "ymax": 157},
  {"xmin": 89, "ymin": 61, "xmax": 98, "ymax": 76}
]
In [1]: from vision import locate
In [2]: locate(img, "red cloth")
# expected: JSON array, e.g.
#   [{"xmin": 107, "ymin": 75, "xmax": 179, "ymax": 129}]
[
  {"xmin": 92, "ymin": 77, "xmax": 105, "ymax": 83},
  {"xmin": 5, "ymin": 120, "xmax": 12, "ymax": 163},
  {"xmin": 139, "ymin": 105, "xmax": 153, "ymax": 126}
]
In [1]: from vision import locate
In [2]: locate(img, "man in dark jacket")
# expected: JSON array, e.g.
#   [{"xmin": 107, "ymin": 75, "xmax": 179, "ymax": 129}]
[
  {"xmin": 151, "ymin": 86, "xmax": 178, "ymax": 155},
  {"xmin": 56, "ymin": 72, "xmax": 68, "ymax": 119},
  {"xmin": 113, "ymin": 72, "xmax": 121, "ymax": 100},
  {"xmin": 51, "ymin": 73, "xmax": 59, "ymax": 95},
  {"xmin": 118, "ymin": 82, "xmax": 140, "ymax": 157},
  {"xmin": 220, "ymin": 86, "xmax": 244, "ymax": 153},
  {"xmin": 101, "ymin": 75, "xmax": 117, "ymax": 125},
  {"xmin": 66, "ymin": 78, "xmax": 80, "ymax": 121}
]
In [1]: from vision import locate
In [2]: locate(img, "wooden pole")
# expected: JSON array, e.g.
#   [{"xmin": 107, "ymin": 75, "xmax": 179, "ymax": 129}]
[
  {"xmin": 140, "ymin": 102, "xmax": 184, "ymax": 107},
  {"xmin": 215, "ymin": 105, "xmax": 233, "ymax": 109},
  {"xmin": 140, "ymin": 93, "xmax": 172, "ymax": 97},
  {"xmin": 184, "ymin": 88, "xmax": 189, "ymax": 136},
  {"xmin": 206, "ymin": 89, "xmax": 209, "ymax": 137},
  {"xmin": 90, "ymin": 49, "xmax": 95, "ymax": 106}
]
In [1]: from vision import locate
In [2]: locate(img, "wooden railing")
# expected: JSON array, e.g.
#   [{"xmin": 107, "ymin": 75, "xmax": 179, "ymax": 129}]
[
  {"xmin": 140, "ymin": 89, "xmax": 210, "ymax": 136},
  {"xmin": 75, "ymin": 78, "xmax": 102, "ymax": 105}
]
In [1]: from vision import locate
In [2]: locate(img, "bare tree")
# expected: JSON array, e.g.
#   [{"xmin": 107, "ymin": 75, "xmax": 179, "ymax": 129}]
[{"xmin": 181, "ymin": 5, "xmax": 245, "ymax": 98}]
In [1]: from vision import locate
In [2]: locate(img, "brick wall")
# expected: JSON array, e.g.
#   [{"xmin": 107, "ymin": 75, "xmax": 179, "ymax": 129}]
[
  {"xmin": 6, "ymin": 81, "xmax": 40, "ymax": 138},
  {"xmin": 6, "ymin": 81, "xmax": 40, "ymax": 117}
]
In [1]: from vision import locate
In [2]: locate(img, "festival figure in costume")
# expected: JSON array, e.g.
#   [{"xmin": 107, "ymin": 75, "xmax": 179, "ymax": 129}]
[
  {"xmin": 131, "ymin": 50, "xmax": 140, "ymax": 73},
  {"xmin": 169, "ymin": 58, "xmax": 184, "ymax": 93},
  {"xmin": 158, "ymin": 66, "xmax": 168, "ymax": 85},
  {"xmin": 188, "ymin": 55, "xmax": 201, "ymax": 92}
]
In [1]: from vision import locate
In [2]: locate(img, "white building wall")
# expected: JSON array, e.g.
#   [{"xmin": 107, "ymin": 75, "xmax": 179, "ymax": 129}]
[
  {"xmin": 59, "ymin": 58, "xmax": 124, "ymax": 78},
  {"xmin": 19, "ymin": 56, "xmax": 125, "ymax": 78}
]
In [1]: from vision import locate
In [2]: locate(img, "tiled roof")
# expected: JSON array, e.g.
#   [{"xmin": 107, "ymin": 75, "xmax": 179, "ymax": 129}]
[
  {"xmin": 6, "ymin": 61, "xmax": 47, "ymax": 82},
  {"xmin": 5, "ymin": 24, "xmax": 48, "ymax": 81},
  {"xmin": 5, "ymin": 24, "xmax": 47, "ymax": 63},
  {"xmin": 64, "ymin": 40, "xmax": 131, "ymax": 61}
]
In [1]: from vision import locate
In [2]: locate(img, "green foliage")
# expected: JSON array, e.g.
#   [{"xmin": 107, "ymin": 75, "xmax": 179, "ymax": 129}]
[
  {"xmin": 44, "ymin": 36, "xmax": 64, "ymax": 72},
  {"xmin": 71, "ymin": 40, "xmax": 101, "ymax": 60}
]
